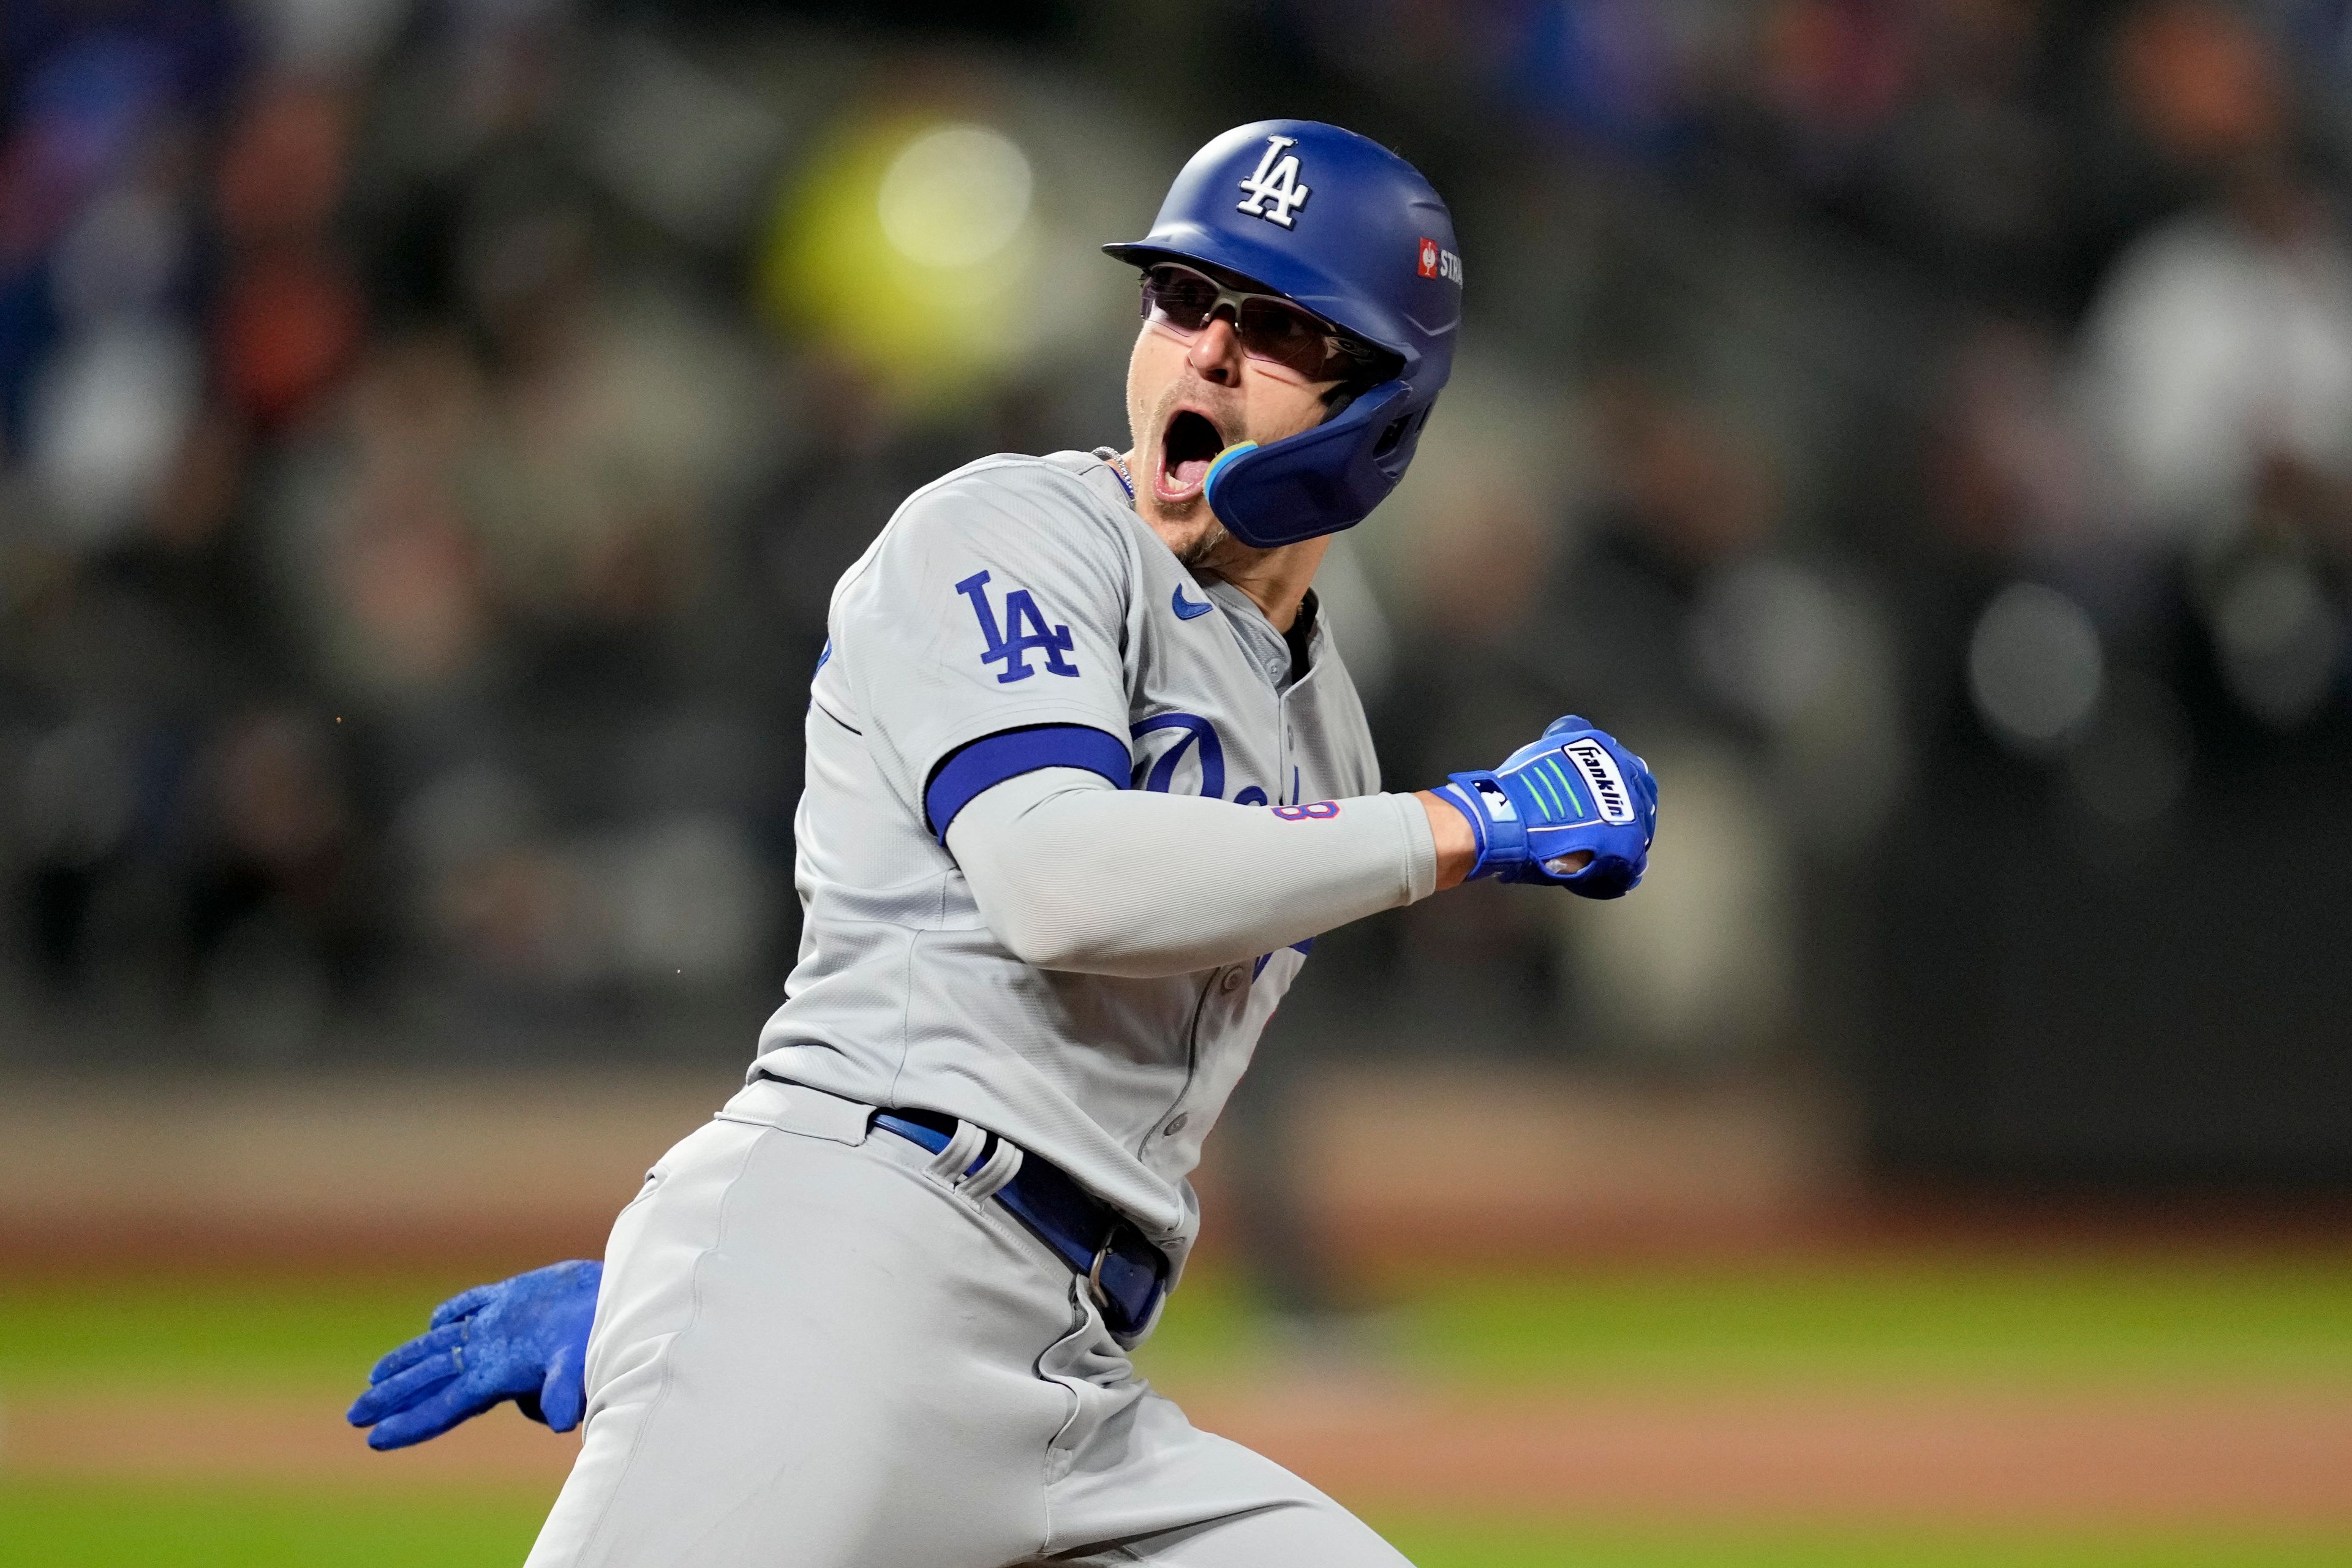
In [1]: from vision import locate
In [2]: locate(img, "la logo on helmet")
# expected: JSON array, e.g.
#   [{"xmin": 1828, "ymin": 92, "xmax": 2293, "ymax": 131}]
[{"xmin": 1236, "ymin": 135, "xmax": 1311, "ymax": 228}]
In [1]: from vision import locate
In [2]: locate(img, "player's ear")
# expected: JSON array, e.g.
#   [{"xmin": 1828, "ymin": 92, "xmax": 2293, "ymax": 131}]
[
  {"xmin": 1317, "ymin": 354, "xmax": 1398, "ymax": 418},
  {"xmin": 1317, "ymin": 374, "xmax": 1378, "ymax": 422}
]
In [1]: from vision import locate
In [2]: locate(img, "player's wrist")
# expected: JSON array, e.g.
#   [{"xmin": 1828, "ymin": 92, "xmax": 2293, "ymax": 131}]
[{"xmin": 1415, "ymin": 788, "xmax": 1480, "ymax": 891}]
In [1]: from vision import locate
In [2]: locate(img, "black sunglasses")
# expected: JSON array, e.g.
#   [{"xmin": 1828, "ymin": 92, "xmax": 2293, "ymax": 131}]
[{"xmin": 1139, "ymin": 264, "xmax": 1385, "ymax": 383}]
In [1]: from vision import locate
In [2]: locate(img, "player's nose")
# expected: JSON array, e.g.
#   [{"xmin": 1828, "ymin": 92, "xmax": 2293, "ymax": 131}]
[{"xmin": 1186, "ymin": 312, "xmax": 1243, "ymax": 385}]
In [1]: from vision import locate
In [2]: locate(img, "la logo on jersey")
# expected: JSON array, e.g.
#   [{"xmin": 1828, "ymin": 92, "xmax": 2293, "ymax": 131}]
[
  {"xmin": 1236, "ymin": 136, "xmax": 1311, "ymax": 228},
  {"xmin": 955, "ymin": 570, "xmax": 1079, "ymax": 684},
  {"xmin": 1561, "ymin": 739, "xmax": 1636, "ymax": 824}
]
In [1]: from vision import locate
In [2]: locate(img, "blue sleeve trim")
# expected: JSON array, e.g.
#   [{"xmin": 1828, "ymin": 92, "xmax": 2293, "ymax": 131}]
[{"xmin": 925, "ymin": 723, "xmax": 1131, "ymax": 842}]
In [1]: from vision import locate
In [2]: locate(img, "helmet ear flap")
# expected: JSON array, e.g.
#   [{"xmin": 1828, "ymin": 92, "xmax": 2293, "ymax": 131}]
[
  {"xmin": 1373, "ymin": 403, "xmax": 1431, "ymax": 463},
  {"xmin": 1205, "ymin": 380, "xmax": 1433, "ymax": 548}
]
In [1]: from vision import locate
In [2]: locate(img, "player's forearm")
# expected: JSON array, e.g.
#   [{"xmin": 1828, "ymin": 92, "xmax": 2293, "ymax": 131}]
[
  {"xmin": 1415, "ymin": 789, "xmax": 1479, "ymax": 889},
  {"xmin": 946, "ymin": 769, "xmax": 1439, "ymax": 978}
]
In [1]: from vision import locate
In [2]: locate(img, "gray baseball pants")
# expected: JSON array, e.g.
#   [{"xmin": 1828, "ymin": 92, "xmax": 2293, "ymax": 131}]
[{"xmin": 522, "ymin": 1077, "xmax": 1413, "ymax": 1568}]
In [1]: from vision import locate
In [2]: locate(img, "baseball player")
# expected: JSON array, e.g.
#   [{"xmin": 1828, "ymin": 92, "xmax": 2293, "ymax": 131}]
[{"xmin": 349, "ymin": 120, "xmax": 1657, "ymax": 1566}]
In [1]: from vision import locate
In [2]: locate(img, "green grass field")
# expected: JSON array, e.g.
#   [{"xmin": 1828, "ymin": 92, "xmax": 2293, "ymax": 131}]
[
  {"xmin": 4, "ymin": 1252, "xmax": 2350, "ymax": 1565},
  {"xmin": 1144, "ymin": 1253, "xmax": 2352, "ymax": 1387},
  {"xmin": 7, "ymin": 1484, "xmax": 2352, "ymax": 1568},
  {"xmin": 9, "ymin": 1253, "xmax": 2349, "ymax": 1393}
]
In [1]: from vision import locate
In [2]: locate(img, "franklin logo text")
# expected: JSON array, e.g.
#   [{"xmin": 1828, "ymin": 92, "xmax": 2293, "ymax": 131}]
[{"xmin": 1562, "ymin": 739, "xmax": 1636, "ymax": 825}]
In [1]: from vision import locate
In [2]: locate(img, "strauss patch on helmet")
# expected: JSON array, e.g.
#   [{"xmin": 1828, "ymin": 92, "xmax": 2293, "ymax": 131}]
[{"xmin": 1105, "ymin": 119, "xmax": 1461, "ymax": 549}]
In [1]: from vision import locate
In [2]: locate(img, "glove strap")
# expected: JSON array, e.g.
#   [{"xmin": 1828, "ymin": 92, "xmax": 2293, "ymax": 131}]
[{"xmin": 1439, "ymin": 772, "xmax": 1528, "ymax": 880}]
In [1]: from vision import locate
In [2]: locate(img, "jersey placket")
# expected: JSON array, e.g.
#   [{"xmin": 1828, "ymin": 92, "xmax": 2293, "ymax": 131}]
[
  {"xmin": 1142, "ymin": 969, "xmax": 1224, "ymax": 1172},
  {"xmin": 1139, "ymin": 585, "xmax": 1290, "ymax": 1171}
]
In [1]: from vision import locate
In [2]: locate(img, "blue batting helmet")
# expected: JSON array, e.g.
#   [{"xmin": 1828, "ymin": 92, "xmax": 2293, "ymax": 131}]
[{"xmin": 1104, "ymin": 120, "xmax": 1461, "ymax": 549}]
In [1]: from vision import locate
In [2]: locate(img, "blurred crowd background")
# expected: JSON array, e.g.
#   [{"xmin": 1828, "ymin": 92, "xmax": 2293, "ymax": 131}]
[{"xmin": 7, "ymin": 0, "xmax": 2352, "ymax": 1199}]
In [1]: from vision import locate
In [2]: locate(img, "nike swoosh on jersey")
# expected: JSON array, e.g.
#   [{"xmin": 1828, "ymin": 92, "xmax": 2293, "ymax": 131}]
[{"xmin": 1172, "ymin": 585, "xmax": 1214, "ymax": 620}]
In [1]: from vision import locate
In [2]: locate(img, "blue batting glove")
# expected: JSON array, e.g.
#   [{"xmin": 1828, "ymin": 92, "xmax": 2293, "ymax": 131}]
[
  {"xmin": 347, "ymin": 1259, "xmax": 602, "ymax": 1450},
  {"xmin": 1435, "ymin": 715, "xmax": 1658, "ymax": 896}
]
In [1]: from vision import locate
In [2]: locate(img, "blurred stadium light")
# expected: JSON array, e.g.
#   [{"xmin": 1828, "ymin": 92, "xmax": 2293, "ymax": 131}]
[{"xmin": 764, "ymin": 113, "xmax": 1039, "ymax": 401}]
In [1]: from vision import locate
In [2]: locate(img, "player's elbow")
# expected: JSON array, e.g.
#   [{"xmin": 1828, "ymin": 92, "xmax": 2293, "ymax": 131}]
[
  {"xmin": 957, "ymin": 816, "xmax": 1123, "ymax": 971},
  {"xmin": 1003, "ymin": 932, "xmax": 1095, "ymax": 973},
  {"xmin": 1006, "ymin": 917, "xmax": 1220, "ymax": 979},
  {"xmin": 986, "ymin": 894, "xmax": 1104, "ymax": 973},
  {"xmin": 956, "ymin": 811, "xmax": 1199, "ymax": 976},
  {"xmin": 960, "ymin": 856, "xmax": 1070, "ymax": 967},
  {"xmin": 987, "ymin": 907, "xmax": 1066, "ymax": 969},
  {"xmin": 978, "ymin": 884, "xmax": 1185, "ymax": 976}
]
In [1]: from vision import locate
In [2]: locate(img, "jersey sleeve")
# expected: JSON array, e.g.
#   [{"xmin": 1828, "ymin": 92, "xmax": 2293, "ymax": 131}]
[
  {"xmin": 946, "ymin": 768, "xmax": 1440, "ymax": 978},
  {"xmin": 831, "ymin": 462, "xmax": 1136, "ymax": 841}
]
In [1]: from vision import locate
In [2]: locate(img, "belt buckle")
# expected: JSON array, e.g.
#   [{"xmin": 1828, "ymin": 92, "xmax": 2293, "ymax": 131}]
[
  {"xmin": 1086, "ymin": 1231, "xmax": 1166, "ymax": 1346},
  {"xmin": 1085, "ymin": 1238, "xmax": 1116, "ymax": 1316}
]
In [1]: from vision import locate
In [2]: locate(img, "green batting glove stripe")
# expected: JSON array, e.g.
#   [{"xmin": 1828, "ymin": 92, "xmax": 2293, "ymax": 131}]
[
  {"xmin": 1539, "ymin": 756, "xmax": 1586, "ymax": 819},
  {"xmin": 1529, "ymin": 761, "xmax": 1570, "ymax": 818}
]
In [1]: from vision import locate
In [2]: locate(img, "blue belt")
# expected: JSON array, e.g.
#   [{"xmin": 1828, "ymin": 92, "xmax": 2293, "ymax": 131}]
[{"xmin": 873, "ymin": 1109, "xmax": 1170, "ymax": 1346}]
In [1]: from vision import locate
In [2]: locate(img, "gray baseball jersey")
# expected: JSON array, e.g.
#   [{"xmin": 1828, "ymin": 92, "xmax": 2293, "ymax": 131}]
[
  {"xmin": 747, "ymin": 447, "xmax": 1382, "ymax": 1259},
  {"xmin": 528, "ymin": 450, "xmax": 1422, "ymax": 1568}
]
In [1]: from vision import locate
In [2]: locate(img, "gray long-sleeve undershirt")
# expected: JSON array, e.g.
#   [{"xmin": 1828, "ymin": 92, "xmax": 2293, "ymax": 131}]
[{"xmin": 944, "ymin": 767, "xmax": 1440, "ymax": 979}]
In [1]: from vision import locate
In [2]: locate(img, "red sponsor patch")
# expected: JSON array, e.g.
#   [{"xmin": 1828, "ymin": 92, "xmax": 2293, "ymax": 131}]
[{"xmin": 1417, "ymin": 237, "xmax": 1441, "ymax": 278}]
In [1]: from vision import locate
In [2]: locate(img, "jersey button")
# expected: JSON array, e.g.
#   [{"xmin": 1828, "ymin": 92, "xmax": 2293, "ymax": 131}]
[
  {"xmin": 1164, "ymin": 1114, "xmax": 1189, "ymax": 1136},
  {"xmin": 1220, "ymin": 967, "xmax": 1245, "ymax": 993}
]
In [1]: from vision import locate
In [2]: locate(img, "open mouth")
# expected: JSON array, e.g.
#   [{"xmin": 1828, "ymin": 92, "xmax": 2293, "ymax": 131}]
[{"xmin": 1155, "ymin": 409, "xmax": 1224, "ymax": 502}]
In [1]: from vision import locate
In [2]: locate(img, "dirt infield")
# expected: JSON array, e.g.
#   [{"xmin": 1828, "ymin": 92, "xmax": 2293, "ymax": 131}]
[
  {"xmin": 9, "ymin": 1379, "xmax": 2350, "ymax": 1527},
  {"xmin": 0, "ymin": 1068, "xmax": 1853, "ymax": 1273},
  {"xmin": 9, "ymin": 1071, "xmax": 2348, "ymax": 1532}
]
